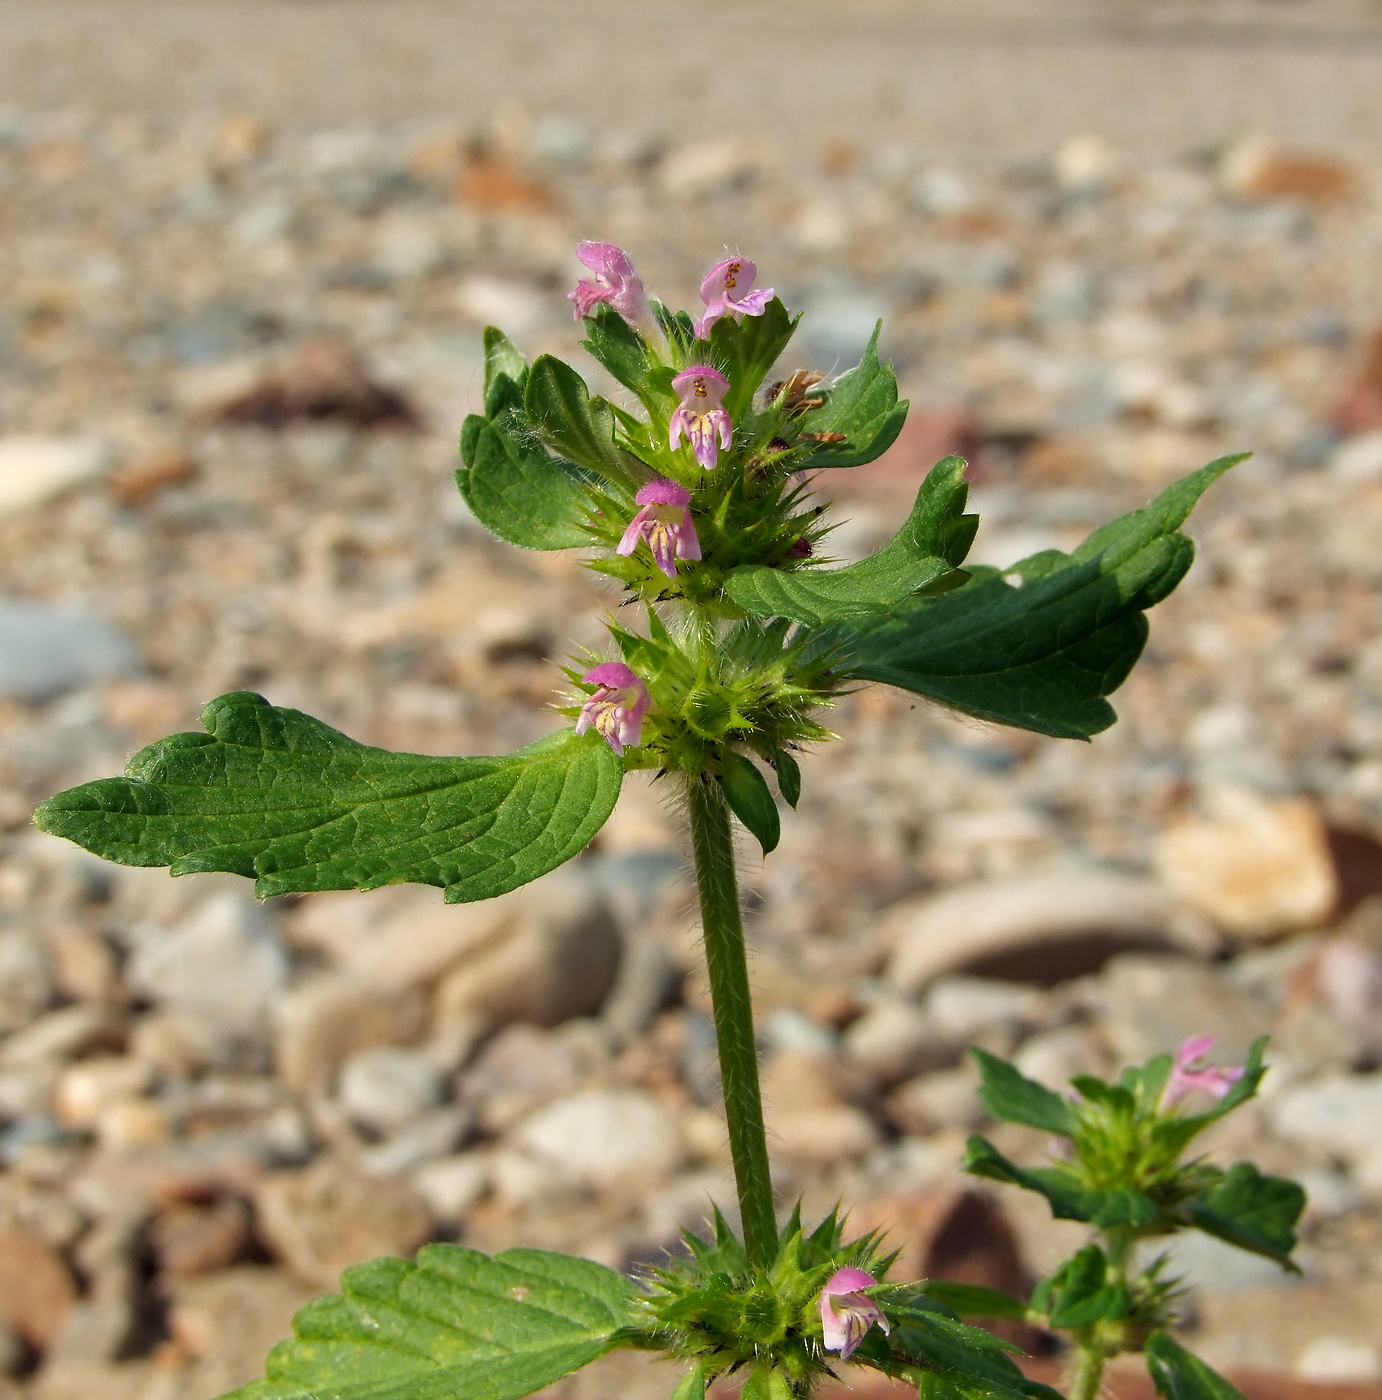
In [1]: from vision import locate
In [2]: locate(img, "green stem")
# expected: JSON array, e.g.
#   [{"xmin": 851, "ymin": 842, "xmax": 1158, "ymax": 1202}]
[
  {"xmin": 686, "ymin": 774, "xmax": 777, "ymax": 1267},
  {"xmin": 1068, "ymin": 1334, "xmax": 1107, "ymax": 1400}
]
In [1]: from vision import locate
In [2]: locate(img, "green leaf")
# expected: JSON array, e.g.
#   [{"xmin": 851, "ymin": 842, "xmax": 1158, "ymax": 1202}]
[
  {"xmin": 524, "ymin": 355, "xmax": 638, "ymax": 484},
  {"xmin": 833, "ymin": 455, "xmax": 1246, "ymax": 739},
  {"xmin": 797, "ymin": 322, "xmax": 909, "ymax": 469},
  {"xmin": 920, "ymin": 1282, "xmax": 1028, "ymax": 1321},
  {"xmin": 723, "ymin": 457, "xmax": 974, "ymax": 626},
  {"xmin": 668, "ymin": 1361, "xmax": 708, "ymax": 1400},
  {"xmin": 971, "ymin": 1047, "xmax": 1078, "ymax": 1137},
  {"xmin": 709, "ymin": 297, "xmax": 800, "ymax": 422},
  {"xmin": 225, "ymin": 1243, "xmax": 636, "ymax": 1400},
  {"xmin": 581, "ymin": 302, "xmax": 655, "ymax": 398},
  {"xmin": 962, "ymin": 1137, "xmax": 1156, "ymax": 1228},
  {"xmin": 483, "ymin": 326, "xmax": 529, "ymax": 417},
  {"xmin": 1146, "ymin": 1331, "xmax": 1247, "ymax": 1400},
  {"xmin": 33, "ymin": 692, "xmax": 623, "ymax": 904},
  {"xmin": 720, "ymin": 752, "xmax": 780, "ymax": 855},
  {"xmin": 880, "ymin": 1291, "xmax": 1033, "ymax": 1400},
  {"xmin": 1045, "ymin": 1246, "xmax": 1129, "ymax": 1329},
  {"xmin": 771, "ymin": 748, "xmax": 801, "ymax": 808},
  {"xmin": 1190, "ymin": 1162, "xmax": 1304, "ymax": 1270},
  {"xmin": 457, "ymin": 411, "xmax": 591, "ymax": 550},
  {"xmin": 653, "ymin": 300, "xmax": 697, "ymax": 357}
]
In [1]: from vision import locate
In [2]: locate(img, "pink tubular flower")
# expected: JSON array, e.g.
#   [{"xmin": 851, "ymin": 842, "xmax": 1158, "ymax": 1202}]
[
  {"xmin": 669, "ymin": 366, "xmax": 733, "ymax": 470},
  {"xmin": 820, "ymin": 1268, "xmax": 889, "ymax": 1361},
  {"xmin": 568, "ymin": 242, "xmax": 657, "ymax": 337},
  {"xmin": 575, "ymin": 662, "xmax": 651, "ymax": 757},
  {"xmin": 694, "ymin": 256, "xmax": 774, "ymax": 339},
  {"xmin": 617, "ymin": 479, "xmax": 701, "ymax": 579},
  {"xmin": 1162, "ymin": 1036, "xmax": 1244, "ymax": 1108}
]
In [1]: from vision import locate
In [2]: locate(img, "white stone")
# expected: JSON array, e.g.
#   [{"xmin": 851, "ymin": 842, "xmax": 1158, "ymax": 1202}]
[
  {"xmin": 0, "ymin": 928, "xmax": 53, "ymax": 1033},
  {"xmin": 454, "ymin": 277, "xmax": 549, "ymax": 338},
  {"xmin": 513, "ymin": 1088, "xmax": 683, "ymax": 1190},
  {"xmin": 412, "ymin": 1153, "xmax": 492, "ymax": 1220},
  {"xmin": 923, "ymin": 976, "xmax": 1044, "ymax": 1044},
  {"xmin": 1330, "ymin": 430, "xmax": 1382, "ymax": 482},
  {"xmin": 0, "ymin": 437, "xmax": 112, "ymax": 517},
  {"xmin": 885, "ymin": 873, "xmax": 1178, "ymax": 994},
  {"xmin": 339, "ymin": 1047, "xmax": 444, "ymax": 1134},
  {"xmin": 1295, "ymin": 1337, "xmax": 1382, "ymax": 1383}
]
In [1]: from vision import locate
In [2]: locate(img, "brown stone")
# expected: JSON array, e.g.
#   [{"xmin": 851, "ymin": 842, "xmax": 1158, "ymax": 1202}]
[
  {"xmin": 151, "ymin": 1196, "xmax": 252, "ymax": 1277},
  {"xmin": 107, "ymin": 449, "xmax": 197, "ymax": 504},
  {"xmin": 1155, "ymin": 794, "xmax": 1337, "ymax": 941},
  {"xmin": 255, "ymin": 1159, "xmax": 433, "ymax": 1290},
  {"xmin": 0, "ymin": 1230, "xmax": 76, "ymax": 1350},
  {"xmin": 273, "ymin": 974, "xmax": 426, "ymax": 1094}
]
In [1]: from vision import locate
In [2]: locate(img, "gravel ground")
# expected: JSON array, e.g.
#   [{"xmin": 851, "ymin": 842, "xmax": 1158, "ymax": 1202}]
[{"xmin": 4, "ymin": 6, "xmax": 1382, "ymax": 1398}]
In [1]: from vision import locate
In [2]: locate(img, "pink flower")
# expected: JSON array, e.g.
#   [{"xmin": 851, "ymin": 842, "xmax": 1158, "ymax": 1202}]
[
  {"xmin": 568, "ymin": 242, "xmax": 657, "ymax": 337},
  {"xmin": 1162, "ymin": 1036, "xmax": 1245, "ymax": 1108},
  {"xmin": 617, "ymin": 479, "xmax": 701, "ymax": 579},
  {"xmin": 669, "ymin": 366, "xmax": 733, "ymax": 470},
  {"xmin": 575, "ymin": 662, "xmax": 651, "ymax": 757},
  {"xmin": 694, "ymin": 256, "xmax": 774, "ymax": 339},
  {"xmin": 819, "ymin": 1268, "xmax": 889, "ymax": 1361}
]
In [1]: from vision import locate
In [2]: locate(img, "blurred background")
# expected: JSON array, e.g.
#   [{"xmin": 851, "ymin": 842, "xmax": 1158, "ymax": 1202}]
[{"xmin": 3, "ymin": 1, "xmax": 1382, "ymax": 1396}]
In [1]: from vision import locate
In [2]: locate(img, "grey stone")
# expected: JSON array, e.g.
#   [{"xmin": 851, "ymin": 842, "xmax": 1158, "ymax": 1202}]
[
  {"xmin": 923, "ymin": 976, "xmax": 1047, "ymax": 1045},
  {"xmin": 0, "ymin": 928, "xmax": 52, "ymax": 1033},
  {"xmin": 128, "ymin": 894, "xmax": 290, "ymax": 1051},
  {"xmin": 842, "ymin": 999, "xmax": 950, "ymax": 1085},
  {"xmin": 1096, "ymin": 954, "xmax": 1270, "ymax": 1067},
  {"xmin": 1269, "ymin": 1073, "xmax": 1382, "ymax": 1164},
  {"xmin": 0, "ymin": 601, "xmax": 140, "ymax": 703},
  {"xmin": 360, "ymin": 1106, "xmax": 472, "ymax": 1178},
  {"xmin": 338, "ymin": 1046, "xmax": 444, "ymax": 1135},
  {"xmin": 601, "ymin": 939, "xmax": 681, "ymax": 1046}
]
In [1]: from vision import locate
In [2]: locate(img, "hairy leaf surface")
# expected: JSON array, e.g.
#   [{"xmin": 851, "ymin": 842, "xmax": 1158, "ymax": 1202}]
[
  {"xmin": 1190, "ymin": 1162, "xmax": 1304, "ymax": 1269},
  {"xmin": 724, "ymin": 456, "xmax": 975, "ymax": 625},
  {"xmin": 226, "ymin": 1244, "xmax": 637, "ymax": 1400},
  {"xmin": 797, "ymin": 322, "xmax": 909, "ymax": 469},
  {"xmin": 833, "ymin": 456, "xmax": 1245, "ymax": 739},
  {"xmin": 34, "ymin": 693, "xmax": 622, "ymax": 903},
  {"xmin": 1146, "ymin": 1332, "xmax": 1247, "ymax": 1400},
  {"xmin": 971, "ymin": 1048, "xmax": 1079, "ymax": 1137},
  {"xmin": 458, "ymin": 410, "xmax": 590, "ymax": 550}
]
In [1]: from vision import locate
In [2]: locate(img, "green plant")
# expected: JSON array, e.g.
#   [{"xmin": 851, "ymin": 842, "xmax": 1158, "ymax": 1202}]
[{"xmin": 34, "ymin": 241, "xmax": 1289, "ymax": 1400}]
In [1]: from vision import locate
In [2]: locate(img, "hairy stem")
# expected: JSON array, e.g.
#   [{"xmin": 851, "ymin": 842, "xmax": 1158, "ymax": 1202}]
[
  {"xmin": 1067, "ymin": 1333, "xmax": 1107, "ymax": 1400},
  {"xmin": 686, "ymin": 774, "xmax": 777, "ymax": 1266}
]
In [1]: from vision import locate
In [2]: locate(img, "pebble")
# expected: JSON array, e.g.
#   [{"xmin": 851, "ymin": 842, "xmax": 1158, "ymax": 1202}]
[
  {"xmin": 411, "ymin": 1152, "xmax": 491, "ymax": 1221},
  {"xmin": 1097, "ymin": 954, "xmax": 1271, "ymax": 1067},
  {"xmin": 53, "ymin": 1057, "xmax": 151, "ymax": 1130},
  {"xmin": 431, "ymin": 871, "xmax": 621, "ymax": 1031},
  {"xmin": 842, "ymin": 999, "xmax": 950, "ymax": 1085},
  {"xmin": 1269, "ymin": 1072, "xmax": 1382, "ymax": 1166},
  {"xmin": 0, "ymin": 929, "xmax": 53, "ymax": 1034},
  {"xmin": 273, "ymin": 974, "xmax": 426, "ymax": 1094},
  {"xmin": 885, "ymin": 873, "xmax": 1179, "ymax": 994},
  {"xmin": 151, "ymin": 1196, "xmax": 252, "ymax": 1277},
  {"xmin": 338, "ymin": 1046, "xmax": 444, "ymax": 1134},
  {"xmin": 0, "ymin": 602, "xmax": 141, "ymax": 704},
  {"xmin": 127, "ymin": 893, "xmax": 290, "ymax": 1052},
  {"xmin": 0, "ymin": 437, "xmax": 112, "ymax": 518},
  {"xmin": 255, "ymin": 1159, "xmax": 433, "ymax": 1290},
  {"xmin": 512, "ymin": 1088, "xmax": 683, "ymax": 1190},
  {"xmin": 0, "ymin": 1231, "xmax": 76, "ymax": 1352},
  {"xmin": 1155, "ymin": 793, "xmax": 1338, "ymax": 941},
  {"xmin": 1295, "ymin": 1337, "xmax": 1382, "ymax": 1383}
]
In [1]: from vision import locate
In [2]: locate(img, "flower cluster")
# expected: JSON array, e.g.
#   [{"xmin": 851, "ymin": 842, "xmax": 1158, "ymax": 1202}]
[{"xmin": 563, "ymin": 243, "xmax": 788, "ymax": 757}]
